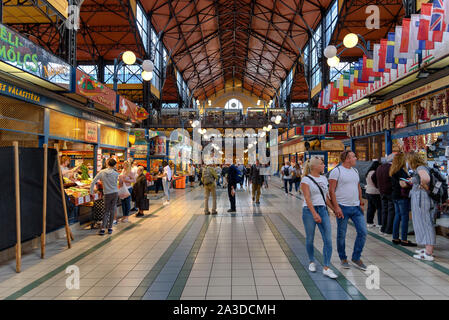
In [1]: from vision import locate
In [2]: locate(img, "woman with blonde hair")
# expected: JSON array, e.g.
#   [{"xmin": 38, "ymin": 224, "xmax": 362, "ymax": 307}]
[
  {"xmin": 407, "ymin": 152, "xmax": 435, "ymax": 261},
  {"xmin": 389, "ymin": 153, "xmax": 416, "ymax": 246},
  {"xmin": 300, "ymin": 156, "xmax": 338, "ymax": 279},
  {"xmin": 118, "ymin": 159, "xmax": 135, "ymax": 222}
]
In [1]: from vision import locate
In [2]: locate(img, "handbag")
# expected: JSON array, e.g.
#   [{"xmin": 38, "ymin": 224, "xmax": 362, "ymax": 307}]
[{"xmin": 118, "ymin": 183, "xmax": 130, "ymax": 199}]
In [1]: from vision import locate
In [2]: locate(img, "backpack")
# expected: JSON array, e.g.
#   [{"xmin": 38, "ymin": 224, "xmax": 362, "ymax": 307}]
[
  {"xmin": 295, "ymin": 167, "xmax": 302, "ymax": 178},
  {"xmin": 236, "ymin": 167, "xmax": 243, "ymax": 184},
  {"xmin": 427, "ymin": 167, "xmax": 448, "ymax": 204},
  {"xmin": 283, "ymin": 166, "xmax": 290, "ymax": 177},
  {"xmin": 203, "ymin": 167, "xmax": 215, "ymax": 185}
]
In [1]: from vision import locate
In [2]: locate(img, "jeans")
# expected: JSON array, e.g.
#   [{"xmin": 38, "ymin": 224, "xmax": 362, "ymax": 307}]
[
  {"xmin": 302, "ymin": 206, "xmax": 333, "ymax": 267},
  {"xmin": 155, "ymin": 178, "xmax": 162, "ymax": 194},
  {"xmin": 380, "ymin": 194, "xmax": 395, "ymax": 234},
  {"xmin": 336, "ymin": 205, "xmax": 367, "ymax": 261},
  {"xmin": 294, "ymin": 178, "xmax": 301, "ymax": 192},
  {"xmin": 283, "ymin": 179, "xmax": 293, "ymax": 193},
  {"xmin": 366, "ymin": 194, "xmax": 382, "ymax": 225},
  {"xmin": 121, "ymin": 187, "xmax": 132, "ymax": 217},
  {"xmin": 103, "ymin": 193, "xmax": 118, "ymax": 229},
  {"xmin": 228, "ymin": 183, "xmax": 236, "ymax": 211},
  {"xmin": 162, "ymin": 178, "xmax": 170, "ymax": 201},
  {"xmin": 393, "ymin": 198, "xmax": 410, "ymax": 241}
]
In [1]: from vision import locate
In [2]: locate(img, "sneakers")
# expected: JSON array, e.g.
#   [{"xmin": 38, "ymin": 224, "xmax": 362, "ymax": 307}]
[
  {"xmin": 211, "ymin": 211, "xmax": 218, "ymax": 215},
  {"xmin": 136, "ymin": 213, "xmax": 144, "ymax": 217},
  {"xmin": 98, "ymin": 229, "xmax": 105, "ymax": 236},
  {"xmin": 113, "ymin": 220, "xmax": 117, "ymax": 225},
  {"xmin": 340, "ymin": 260, "xmax": 350, "ymax": 269},
  {"xmin": 367, "ymin": 223, "xmax": 375, "ymax": 228},
  {"xmin": 204, "ymin": 211, "xmax": 211, "ymax": 215},
  {"xmin": 108, "ymin": 228, "xmax": 113, "ymax": 234},
  {"xmin": 163, "ymin": 201, "xmax": 170, "ymax": 205},
  {"xmin": 255, "ymin": 201, "xmax": 260, "ymax": 205},
  {"xmin": 308, "ymin": 262, "xmax": 316, "ymax": 272},
  {"xmin": 227, "ymin": 209, "xmax": 236, "ymax": 213},
  {"xmin": 351, "ymin": 260, "xmax": 367, "ymax": 271},
  {"xmin": 415, "ymin": 248, "xmax": 425, "ymax": 254},
  {"xmin": 323, "ymin": 268, "xmax": 338, "ymax": 279},
  {"xmin": 413, "ymin": 252, "xmax": 434, "ymax": 261}
]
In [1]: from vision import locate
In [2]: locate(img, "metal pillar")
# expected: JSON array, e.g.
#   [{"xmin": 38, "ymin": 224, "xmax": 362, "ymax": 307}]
[{"xmin": 385, "ymin": 130, "xmax": 392, "ymax": 156}]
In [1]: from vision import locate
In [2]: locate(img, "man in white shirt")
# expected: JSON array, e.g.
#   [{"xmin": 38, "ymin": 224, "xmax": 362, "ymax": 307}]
[
  {"xmin": 328, "ymin": 150, "xmax": 367, "ymax": 271},
  {"xmin": 281, "ymin": 161, "xmax": 294, "ymax": 195}
]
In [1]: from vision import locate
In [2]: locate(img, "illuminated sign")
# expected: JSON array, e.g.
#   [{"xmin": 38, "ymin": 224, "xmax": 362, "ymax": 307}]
[{"xmin": 0, "ymin": 23, "xmax": 71, "ymax": 88}]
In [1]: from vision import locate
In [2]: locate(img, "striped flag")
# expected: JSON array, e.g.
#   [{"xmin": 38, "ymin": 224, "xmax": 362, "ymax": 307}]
[
  {"xmin": 394, "ymin": 26, "xmax": 408, "ymax": 64},
  {"xmin": 400, "ymin": 18, "xmax": 412, "ymax": 57},
  {"xmin": 386, "ymin": 33, "xmax": 397, "ymax": 70},
  {"xmin": 409, "ymin": 14, "xmax": 421, "ymax": 54},
  {"xmin": 379, "ymin": 39, "xmax": 388, "ymax": 72},
  {"xmin": 418, "ymin": 3, "xmax": 434, "ymax": 50}
]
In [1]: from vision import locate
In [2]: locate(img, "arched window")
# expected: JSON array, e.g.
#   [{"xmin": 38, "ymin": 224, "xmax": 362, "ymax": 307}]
[{"xmin": 224, "ymin": 98, "xmax": 243, "ymax": 109}]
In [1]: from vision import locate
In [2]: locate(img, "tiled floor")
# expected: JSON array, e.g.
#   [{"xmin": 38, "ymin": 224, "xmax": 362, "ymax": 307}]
[{"xmin": 2, "ymin": 179, "xmax": 449, "ymax": 300}]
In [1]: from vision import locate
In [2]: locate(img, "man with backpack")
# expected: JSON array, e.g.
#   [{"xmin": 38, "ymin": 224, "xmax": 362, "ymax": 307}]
[
  {"xmin": 329, "ymin": 150, "xmax": 367, "ymax": 271},
  {"xmin": 281, "ymin": 161, "xmax": 294, "ymax": 195},
  {"xmin": 250, "ymin": 159, "xmax": 264, "ymax": 204},
  {"xmin": 202, "ymin": 164, "xmax": 218, "ymax": 215}
]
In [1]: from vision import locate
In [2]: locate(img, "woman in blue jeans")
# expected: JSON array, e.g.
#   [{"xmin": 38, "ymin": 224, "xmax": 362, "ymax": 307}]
[
  {"xmin": 119, "ymin": 160, "xmax": 135, "ymax": 223},
  {"xmin": 390, "ymin": 153, "xmax": 416, "ymax": 246},
  {"xmin": 300, "ymin": 157, "xmax": 338, "ymax": 279}
]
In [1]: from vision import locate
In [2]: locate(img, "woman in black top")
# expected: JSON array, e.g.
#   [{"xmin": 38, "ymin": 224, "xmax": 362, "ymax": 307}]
[{"xmin": 389, "ymin": 153, "xmax": 416, "ymax": 246}]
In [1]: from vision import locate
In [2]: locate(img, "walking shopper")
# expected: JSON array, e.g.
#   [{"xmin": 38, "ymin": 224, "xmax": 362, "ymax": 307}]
[
  {"xmin": 390, "ymin": 153, "xmax": 416, "ymax": 246},
  {"xmin": 158, "ymin": 160, "xmax": 172, "ymax": 205},
  {"xmin": 376, "ymin": 154, "xmax": 395, "ymax": 235},
  {"xmin": 188, "ymin": 163, "xmax": 196, "ymax": 187},
  {"xmin": 202, "ymin": 164, "xmax": 218, "ymax": 215},
  {"xmin": 250, "ymin": 159, "xmax": 264, "ymax": 204},
  {"xmin": 293, "ymin": 162, "xmax": 302, "ymax": 193},
  {"xmin": 90, "ymin": 158, "xmax": 120, "ymax": 235},
  {"xmin": 216, "ymin": 165, "xmax": 222, "ymax": 187},
  {"xmin": 132, "ymin": 166, "xmax": 149, "ymax": 217},
  {"xmin": 329, "ymin": 150, "xmax": 367, "ymax": 270},
  {"xmin": 281, "ymin": 161, "xmax": 294, "ymax": 195},
  {"xmin": 227, "ymin": 163, "xmax": 239, "ymax": 212},
  {"xmin": 118, "ymin": 160, "xmax": 135, "ymax": 223},
  {"xmin": 301, "ymin": 157, "xmax": 337, "ymax": 279},
  {"xmin": 130, "ymin": 160, "xmax": 139, "ymax": 212},
  {"xmin": 407, "ymin": 153, "xmax": 436, "ymax": 261},
  {"xmin": 154, "ymin": 165, "xmax": 163, "ymax": 194},
  {"xmin": 365, "ymin": 161, "xmax": 382, "ymax": 228}
]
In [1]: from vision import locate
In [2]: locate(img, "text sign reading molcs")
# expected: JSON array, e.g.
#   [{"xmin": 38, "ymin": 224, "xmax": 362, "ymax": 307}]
[{"xmin": 0, "ymin": 24, "xmax": 71, "ymax": 88}]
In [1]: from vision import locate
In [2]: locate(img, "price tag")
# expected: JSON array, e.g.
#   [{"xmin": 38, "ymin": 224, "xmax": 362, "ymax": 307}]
[
  {"xmin": 78, "ymin": 196, "xmax": 84, "ymax": 205},
  {"xmin": 85, "ymin": 195, "xmax": 90, "ymax": 202}
]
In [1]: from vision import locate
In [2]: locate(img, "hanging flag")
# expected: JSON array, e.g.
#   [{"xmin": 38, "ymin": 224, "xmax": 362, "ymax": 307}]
[
  {"xmin": 394, "ymin": 26, "xmax": 408, "ymax": 64},
  {"xmin": 410, "ymin": 14, "xmax": 421, "ymax": 54},
  {"xmin": 379, "ymin": 39, "xmax": 388, "ymax": 72},
  {"xmin": 400, "ymin": 18, "xmax": 411, "ymax": 57},
  {"xmin": 419, "ymin": 3, "xmax": 434, "ymax": 50},
  {"xmin": 444, "ymin": 0, "xmax": 449, "ymax": 27},
  {"xmin": 431, "ymin": 0, "xmax": 445, "ymax": 43},
  {"xmin": 373, "ymin": 43, "xmax": 380, "ymax": 72},
  {"xmin": 386, "ymin": 33, "xmax": 397, "ymax": 70}
]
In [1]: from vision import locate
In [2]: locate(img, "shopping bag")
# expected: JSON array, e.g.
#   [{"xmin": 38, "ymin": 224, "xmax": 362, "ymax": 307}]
[{"xmin": 118, "ymin": 184, "xmax": 130, "ymax": 199}]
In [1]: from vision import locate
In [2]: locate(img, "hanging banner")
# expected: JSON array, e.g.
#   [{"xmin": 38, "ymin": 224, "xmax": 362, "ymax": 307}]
[
  {"xmin": 75, "ymin": 69, "xmax": 117, "ymax": 111},
  {"xmin": 85, "ymin": 122, "xmax": 98, "ymax": 143},
  {"xmin": 304, "ymin": 124, "xmax": 326, "ymax": 135},
  {"xmin": 0, "ymin": 23, "xmax": 71, "ymax": 89}
]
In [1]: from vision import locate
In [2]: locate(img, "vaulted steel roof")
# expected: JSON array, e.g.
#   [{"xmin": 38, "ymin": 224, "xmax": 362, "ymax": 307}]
[{"xmin": 144, "ymin": 0, "xmax": 334, "ymax": 101}]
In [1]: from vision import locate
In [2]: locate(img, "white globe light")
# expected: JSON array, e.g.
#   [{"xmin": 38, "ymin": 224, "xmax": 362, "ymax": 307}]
[
  {"xmin": 276, "ymin": 115, "xmax": 282, "ymax": 122},
  {"xmin": 327, "ymin": 56, "xmax": 340, "ymax": 67},
  {"xmin": 271, "ymin": 116, "xmax": 276, "ymax": 122},
  {"xmin": 141, "ymin": 71, "xmax": 153, "ymax": 81},
  {"xmin": 275, "ymin": 119, "xmax": 281, "ymax": 125},
  {"xmin": 343, "ymin": 33, "xmax": 358, "ymax": 49},
  {"xmin": 324, "ymin": 45, "xmax": 337, "ymax": 59},
  {"xmin": 142, "ymin": 59, "xmax": 154, "ymax": 72},
  {"xmin": 263, "ymin": 126, "xmax": 267, "ymax": 131},
  {"xmin": 267, "ymin": 124, "xmax": 272, "ymax": 130},
  {"xmin": 122, "ymin": 51, "xmax": 136, "ymax": 65},
  {"xmin": 192, "ymin": 120, "xmax": 199, "ymax": 128}
]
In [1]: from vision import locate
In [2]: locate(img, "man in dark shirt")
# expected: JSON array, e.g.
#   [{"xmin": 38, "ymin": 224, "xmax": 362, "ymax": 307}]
[
  {"xmin": 227, "ymin": 163, "xmax": 238, "ymax": 212},
  {"xmin": 375, "ymin": 154, "xmax": 395, "ymax": 234}
]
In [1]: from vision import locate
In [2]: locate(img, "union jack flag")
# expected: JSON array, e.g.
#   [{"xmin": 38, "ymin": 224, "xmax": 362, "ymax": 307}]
[{"xmin": 430, "ymin": 0, "xmax": 446, "ymax": 42}]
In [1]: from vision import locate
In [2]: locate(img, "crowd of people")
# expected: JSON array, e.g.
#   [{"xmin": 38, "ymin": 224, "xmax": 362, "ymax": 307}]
[{"xmin": 299, "ymin": 149, "xmax": 442, "ymax": 282}]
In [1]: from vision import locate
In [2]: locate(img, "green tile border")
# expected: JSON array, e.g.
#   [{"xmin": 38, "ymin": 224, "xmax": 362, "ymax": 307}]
[
  {"xmin": 167, "ymin": 216, "xmax": 213, "ymax": 299},
  {"xmin": 4, "ymin": 188, "xmax": 196, "ymax": 300},
  {"xmin": 263, "ymin": 215, "xmax": 325, "ymax": 300},
  {"xmin": 348, "ymin": 221, "xmax": 449, "ymax": 277},
  {"xmin": 274, "ymin": 213, "xmax": 367, "ymax": 300},
  {"xmin": 130, "ymin": 215, "xmax": 199, "ymax": 299}
]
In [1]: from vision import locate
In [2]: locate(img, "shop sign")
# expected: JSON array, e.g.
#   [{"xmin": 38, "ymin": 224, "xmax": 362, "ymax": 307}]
[
  {"xmin": 85, "ymin": 122, "xmax": 98, "ymax": 143},
  {"xmin": 76, "ymin": 69, "xmax": 116, "ymax": 111},
  {"xmin": 0, "ymin": 80, "xmax": 41, "ymax": 103},
  {"xmin": 304, "ymin": 124, "xmax": 326, "ymax": 135},
  {"xmin": 118, "ymin": 96, "xmax": 139, "ymax": 122},
  {"xmin": 392, "ymin": 74, "xmax": 449, "ymax": 105},
  {"xmin": 348, "ymin": 99, "xmax": 393, "ymax": 121},
  {"xmin": 328, "ymin": 123, "xmax": 348, "ymax": 133},
  {"xmin": 0, "ymin": 24, "xmax": 71, "ymax": 88}
]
